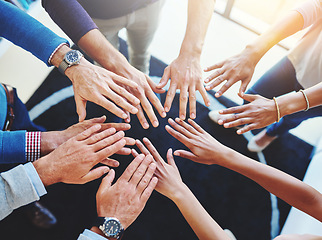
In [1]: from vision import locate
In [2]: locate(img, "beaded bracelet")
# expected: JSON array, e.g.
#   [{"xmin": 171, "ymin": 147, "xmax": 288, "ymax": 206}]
[{"xmin": 273, "ymin": 97, "xmax": 280, "ymax": 122}]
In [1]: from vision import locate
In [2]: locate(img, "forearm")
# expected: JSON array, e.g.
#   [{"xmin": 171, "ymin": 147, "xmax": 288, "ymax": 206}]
[
  {"xmin": 172, "ymin": 183, "xmax": 229, "ymax": 240},
  {"xmin": 243, "ymin": 10, "xmax": 304, "ymax": 64},
  {"xmin": 217, "ymin": 149, "xmax": 322, "ymax": 221},
  {"xmin": 77, "ymin": 29, "xmax": 130, "ymax": 73},
  {"xmin": 277, "ymin": 82, "xmax": 322, "ymax": 117},
  {"xmin": 179, "ymin": 0, "xmax": 215, "ymax": 58}
]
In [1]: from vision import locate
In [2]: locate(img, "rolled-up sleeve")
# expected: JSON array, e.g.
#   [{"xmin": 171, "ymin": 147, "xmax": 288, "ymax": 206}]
[
  {"xmin": 77, "ymin": 229, "xmax": 107, "ymax": 240},
  {"xmin": 293, "ymin": 0, "xmax": 322, "ymax": 28},
  {"xmin": 0, "ymin": 130, "xmax": 26, "ymax": 164}
]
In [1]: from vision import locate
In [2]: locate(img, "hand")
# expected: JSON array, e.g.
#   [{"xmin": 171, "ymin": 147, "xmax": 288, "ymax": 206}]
[
  {"xmin": 165, "ymin": 118, "xmax": 230, "ymax": 165},
  {"xmin": 33, "ymin": 125, "xmax": 127, "ymax": 186},
  {"xmin": 65, "ymin": 58, "xmax": 141, "ymax": 122},
  {"xmin": 96, "ymin": 154, "xmax": 158, "ymax": 230},
  {"xmin": 204, "ymin": 50, "xmax": 257, "ymax": 97},
  {"xmin": 157, "ymin": 54, "xmax": 210, "ymax": 120},
  {"xmin": 217, "ymin": 93, "xmax": 277, "ymax": 134},
  {"xmin": 116, "ymin": 65, "xmax": 166, "ymax": 129},
  {"xmin": 132, "ymin": 138, "xmax": 184, "ymax": 201},
  {"xmin": 41, "ymin": 116, "xmax": 134, "ymax": 156}
]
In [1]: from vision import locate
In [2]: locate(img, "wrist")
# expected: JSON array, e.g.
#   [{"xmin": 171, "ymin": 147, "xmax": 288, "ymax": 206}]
[
  {"xmin": 41, "ymin": 131, "xmax": 62, "ymax": 156},
  {"xmin": 49, "ymin": 44, "xmax": 71, "ymax": 68},
  {"xmin": 243, "ymin": 44, "xmax": 265, "ymax": 65},
  {"xmin": 171, "ymin": 182, "xmax": 190, "ymax": 204},
  {"xmin": 33, "ymin": 155, "xmax": 58, "ymax": 186}
]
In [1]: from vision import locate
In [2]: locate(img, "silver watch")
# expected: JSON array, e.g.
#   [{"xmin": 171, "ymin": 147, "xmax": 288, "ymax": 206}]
[
  {"xmin": 58, "ymin": 50, "xmax": 83, "ymax": 75},
  {"xmin": 95, "ymin": 217, "xmax": 124, "ymax": 239}
]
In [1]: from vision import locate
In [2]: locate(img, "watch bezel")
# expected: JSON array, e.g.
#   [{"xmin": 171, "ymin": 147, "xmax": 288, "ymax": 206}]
[
  {"xmin": 99, "ymin": 217, "xmax": 124, "ymax": 239},
  {"xmin": 64, "ymin": 50, "xmax": 82, "ymax": 65}
]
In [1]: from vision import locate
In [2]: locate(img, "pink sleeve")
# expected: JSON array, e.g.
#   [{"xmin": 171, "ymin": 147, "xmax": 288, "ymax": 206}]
[{"xmin": 293, "ymin": 0, "xmax": 322, "ymax": 28}]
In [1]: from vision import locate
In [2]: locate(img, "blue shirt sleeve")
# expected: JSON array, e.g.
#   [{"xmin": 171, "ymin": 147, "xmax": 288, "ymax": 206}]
[
  {"xmin": 0, "ymin": 130, "xmax": 26, "ymax": 164},
  {"xmin": 0, "ymin": 0, "xmax": 69, "ymax": 66},
  {"xmin": 23, "ymin": 162, "xmax": 47, "ymax": 197},
  {"xmin": 77, "ymin": 229, "xmax": 107, "ymax": 240},
  {"xmin": 0, "ymin": 86, "xmax": 7, "ymax": 130},
  {"xmin": 41, "ymin": 0, "xmax": 98, "ymax": 44}
]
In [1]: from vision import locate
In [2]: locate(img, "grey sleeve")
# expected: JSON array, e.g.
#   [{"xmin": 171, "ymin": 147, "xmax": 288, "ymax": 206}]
[{"xmin": 0, "ymin": 164, "xmax": 45, "ymax": 220}]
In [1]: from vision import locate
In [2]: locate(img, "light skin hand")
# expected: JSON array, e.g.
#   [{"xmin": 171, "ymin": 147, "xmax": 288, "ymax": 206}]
[
  {"xmin": 204, "ymin": 50, "xmax": 257, "ymax": 97},
  {"xmin": 165, "ymin": 118, "xmax": 230, "ymax": 165},
  {"xmin": 95, "ymin": 154, "xmax": 158, "ymax": 230},
  {"xmin": 217, "ymin": 93, "xmax": 277, "ymax": 134},
  {"xmin": 133, "ymin": 138, "xmax": 184, "ymax": 200},
  {"xmin": 157, "ymin": 54, "xmax": 210, "ymax": 120},
  {"xmin": 116, "ymin": 65, "xmax": 166, "ymax": 129},
  {"xmin": 33, "ymin": 124, "xmax": 128, "ymax": 186},
  {"xmin": 41, "ymin": 115, "xmax": 134, "ymax": 157}
]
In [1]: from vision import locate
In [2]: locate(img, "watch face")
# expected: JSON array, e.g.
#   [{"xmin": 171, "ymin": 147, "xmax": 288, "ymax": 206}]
[
  {"xmin": 65, "ymin": 51, "xmax": 80, "ymax": 64},
  {"xmin": 104, "ymin": 219, "xmax": 121, "ymax": 237}
]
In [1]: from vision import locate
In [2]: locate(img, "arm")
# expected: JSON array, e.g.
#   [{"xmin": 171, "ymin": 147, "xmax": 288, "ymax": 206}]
[
  {"xmin": 42, "ymin": 0, "xmax": 166, "ymax": 128},
  {"xmin": 216, "ymin": 82, "xmax": 322, "ymax": 134},
  {"xmin": 0, "ymin": 130, "xmax": 27, "ymax": 164},
  {"xmin": 204, "ymin": 6, "xmax": 305, "ymax": 96},
  {"xmin": 157, "ymin": 0, "xmax": 215, "ymax": 120},
  {"xmin": 133, "ymin": 138, "xmax": 229, "ymax": 240},
  {"xmin": 165, "ymin": 118, "xmax": 322, "ymax": 221}
]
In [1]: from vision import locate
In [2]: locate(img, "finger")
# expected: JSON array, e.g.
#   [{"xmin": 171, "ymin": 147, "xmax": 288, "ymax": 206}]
[
  {"xmin": 101, "ymin": 158, "xmax": 120, "ymax": 167},
  {"xmin": 146, "ymin": 75, "xmax": 165, "ymax": 94},
  {"xmin": 101, "ymin": 123, "xmax": 131, "ymax": 131},
  {"xmin": 204, "ymin": 61, "xmax": 224, "ymax": 72},
  {"xmin": 205, "ymin": 75, "xmax": 225, "ymax": 92},
  {"xmin": 189, "ymin": 86, "xmax": 197, "ymax": 119},
  {"xmin": 198, "ymin": 83, "xmax": 210, "ymax": 107},
  {"xmin": 174, "ymin": 117, "xmax": 199, "ymax": 135},
  {"xmin": 139, "ymin": 93, "xmax": 159, "ymax": 128},
  {"xmin": 157, "ymin": 67, "xmax": 170, "ymax": 89},
  {"xmin": 165, "ymin": 124, "xmax": 190, "ymax": 145},
  {"xmin": 74, "ymin": 95, "xmax": 87, "ymax": 122},
  {"xmin": 236, "ymin": 123, "xmax": 257, "ymax": 135},
  {"xmin": 239, "ymin": 81, "xmax": 250, "ymax": 96},
  {"xmin": 136, "ymin": 105, "xmax": 150, "ymax": 129},
  {"xmin": 204, "ymin": 68, "xmax": 223, "ymax": 83},
  {"xmin": 187, "ymin": 118, "xmax": 206, "ymax": 134},
  {"xmin": 111, "ymin": 73, "xmax": 139, "ymax": 89},
  {"xmin": 240, "ymin": 93, "xmax": 258, "ymax": 102},
  {"xmin": 109, "ymin": 81, "xmax": 140, "ymax": 106},
  {"xmin": 166, "ymin": 148, "xmax": 176, "ymax": 166},
  {"xmin": 115, "ymin": 147, "xmax": 132, "ymax": 155},
  {"xmin": 164, "ymin": 83, "xmax": 177, "ymax": 112},
  {"xmin": 219, "ymin": 105, "xmax": 247, "ymax": 115},
  {"xmin": 130, "ymin": 155, "xmax": 153, "ymax": 186},
  {"xmin": 217, "ymin": 80, "xmax": 235, "ymax": 96},
  {"xmin": 76, "ymin": 124, "xmax": 101, "ymax": 141},
  {"xmin": 98, "ymin": 169, "xmax": 115, "ymax": 190},
  {"xmin": 135, "ymin": 139, "xmax": 150, "ymax": 156},
  {"xmin": 179, "ymin": 85, "xmax": 188, "ymax": 120},
  {"xmin": 104, "ymin": 89, "xmax": 138, "ymax": 115},
  {"xmin": 89, "ymin": 115, "xmax": 106, "ymax": 124},
  {"xmin": 173, "ymin": 150, "xmax": 199, "ymax": 162},
  {"xmin": 223, "ymin": 117, "xmax": 252, "ymax": 129},
  {"xmin": 137, "ymin": 162, "xmax": 156, "ymax": 193},
  {"xmin": 93, "ymin": 94, "xmax": 128, "ymax": 120},
  {"xmin": 86, "ymin": 127, "xmax": 117, "ymax": 146},
  {"xmin": 142, "ymin": 137, "xmax": 163, "ymax": 162},
  {"xmin": 131, "ymin": 149, "xmax": 139, "ymax": 158},
  {"xmin": 96, "ymin": 138, "xmax": 127, "ymax": 159},
  {"xmin": 120, "ymin": 154, "xmax": 145, "ymax": 182},
  {"xmin": 140, "ymin": 176, "xmax": 158, "ymax": 202},
  {"xmin": 220, "ymin": 112, "xmax": 250, "ymax": 124},
  {"xmin": 80, "ymin": 166, "xmax": 110, "ymax": 184},
  {"xmin": 124, "ymin": 110, "xmax": 131, "ymax": 123},
  {"xmin": 168, "ymin": 118, "xmax": 194, "ymax": 139},
  {"xmin": 146, "ymin": 88, "xmax": 166, "ymax": 118}
]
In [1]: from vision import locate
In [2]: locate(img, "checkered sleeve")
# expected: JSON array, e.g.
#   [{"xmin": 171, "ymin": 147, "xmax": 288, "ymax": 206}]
[{"xmin": 25, "ymin": 132, "xmax": 41, "ymax": 162}]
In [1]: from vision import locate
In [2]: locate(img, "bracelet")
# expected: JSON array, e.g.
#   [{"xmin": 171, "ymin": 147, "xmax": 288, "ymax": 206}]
[
  {"xmin": 299, "ymin": 89, "xmax": 310, "ymax": 111},
  {"xmin": 273, "ymin": 97, "xmax": 280, "ymax": 123}
]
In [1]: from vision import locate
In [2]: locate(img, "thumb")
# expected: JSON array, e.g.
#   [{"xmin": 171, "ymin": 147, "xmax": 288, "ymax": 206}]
[
  {"xmin": 99, "ymin": 169, "xmax": 115, "ymax": 190},
  {"xmin": 239, "ymin": 93, "xmax": 257, "ymax": 102},
  {"xmin": 75, "ymin": 95, "xmax": 87, "ymax": 122},
  {"xmin": 157, "ymin": 68, "xmax": 170, "ymax": 88},
  {"xmin": 166, "ymin": 148, "xmax": 176, "ymax": 166}
]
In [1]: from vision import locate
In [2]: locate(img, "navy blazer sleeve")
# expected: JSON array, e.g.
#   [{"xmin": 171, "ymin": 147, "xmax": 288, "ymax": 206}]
[{"xmin": 0, "ymin": 0, "xmax": 69, "ymax": 66}]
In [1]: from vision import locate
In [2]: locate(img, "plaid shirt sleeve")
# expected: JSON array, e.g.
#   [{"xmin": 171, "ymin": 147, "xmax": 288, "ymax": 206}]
[{"xmin": 25, "ymin": 132, "xmax": 41, "ymax": 162}]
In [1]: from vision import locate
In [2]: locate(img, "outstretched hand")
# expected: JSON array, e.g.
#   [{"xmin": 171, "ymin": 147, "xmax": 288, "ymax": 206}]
[
  {"xmin": 34, "ymin": 125, "xmax": 128, "ymax": 186},
  {"xmin": 132, "ymin": 138, "xmax": 183, "ymax": 200},
  {"xmin": 165, "ymin": 118, "xmax": 230, "ymax": 165},
  {"xmin": 204, "ymin": 51, "xmax": 257, "ymax": 97},
  {"xmin": 157, "ymin": 54, "xmax": 210, "ymax": 120},
  {"xmin": 217, "ymin": 93, "xmax": 277, "ymax": 134}
]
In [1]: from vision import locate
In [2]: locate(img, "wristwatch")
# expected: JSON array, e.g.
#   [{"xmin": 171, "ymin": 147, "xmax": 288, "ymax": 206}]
[
  {"xmin": 58, "ymin": 50, "xmax": 83, "ymax": 75},
  {"xmin": 94, "ymin": 217, "xmax": 124, "ymax": 239}
]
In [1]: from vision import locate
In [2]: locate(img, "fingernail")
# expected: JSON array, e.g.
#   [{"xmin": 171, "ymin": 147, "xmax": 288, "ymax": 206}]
[
  {"xmin": 161, "ymin": 111, "xmax": 166, "ymax": 118},
  {"xmin": 204, "ymin": 78, "xmax": 209, "ymax": 83},
  {"xmin": 218, "ymin": 120, "xmax": 223, "ymax": 125},
  {"xmin": 132, "ymin": 107, "xmax": 138, "ymax": 114},
  {"xmin": 180, "ymin": 114, "xmax": 185, "ymax": 120},
  {"xmin": 122, "ymin": 113, "xmax": 128, "ymax": 119},
  {"xmin": 174, "ymin": 151, "xmax": 180, "ymax": 156},
  {"xmin": 104, "ymin": 168, "xmax": 109, "ymax": 173},
  {"xmin": 153, "ymin": 120, "xmax": 159, "ymax": 127},
  {"xmin": 135, "ymin": 99, "xmax": 140, "ymax": 105},
  {"xmin": 143, "ymin": 122, "xmax": 149, "ymax": 129},
  {"xmin": 190, "ymin": 113, "xmax": 196, "ymax": 119},
  {"xmin": 219, "ymin": 110, "xmax": 223, "ymax": 114},
  {"xmin": 165, "ymin": 107, "xmax": 169, "ymax": 112},
  {"xmin": 168, "ymin": 118, "xmax": 174, "ymax": 123}
]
